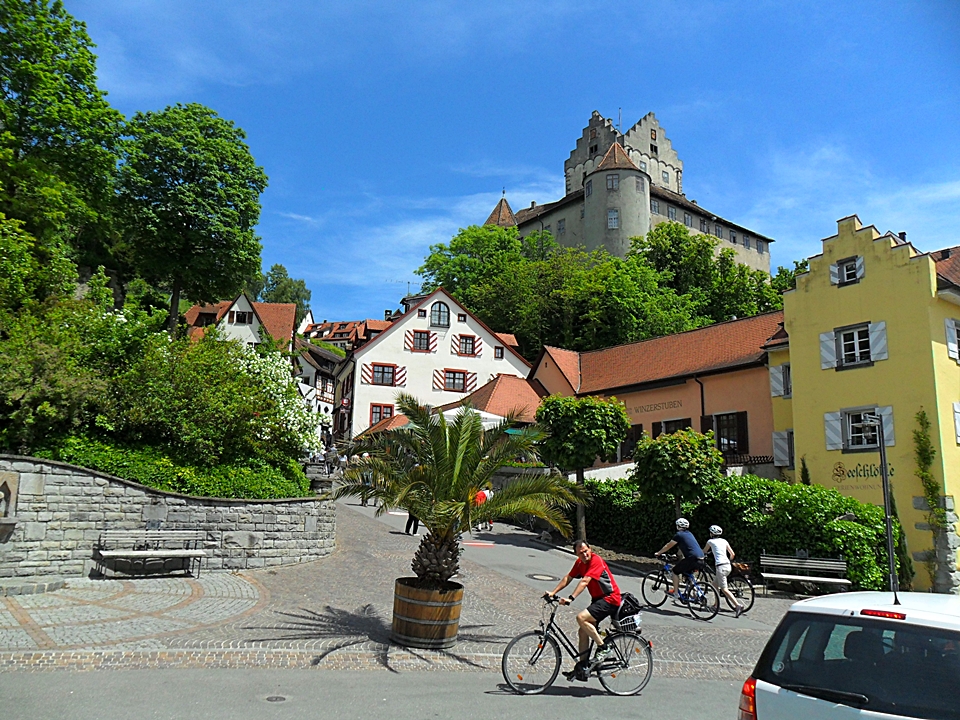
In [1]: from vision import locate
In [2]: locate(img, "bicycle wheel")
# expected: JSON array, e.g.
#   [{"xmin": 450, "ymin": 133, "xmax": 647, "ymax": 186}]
[
  {"xmin": 686, "ymin": 580, "xmax": 720, "ymax": 621},
  {"xmin": 597, "ymin": 631, "xmax": 653, "ymax": 696},
  {"xmin": 501, "ymin": 631, "xmax": 561, "ymax": 694},
  {"xmin": 728, "ymin": 575, "xmax": 755, "ymax": 613},
  {"xmin": 641, "ymin": 570, "xmax": 669, "ymax": 607}
]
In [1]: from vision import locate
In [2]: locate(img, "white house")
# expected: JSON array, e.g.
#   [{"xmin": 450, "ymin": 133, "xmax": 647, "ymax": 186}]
[
  {"xmin": 333, "ymin": 289, "xmax": 531, "ymax": 438},
  {"xmin": 184, "ymin": 294, "xmax": 298, "ymax": 351}
]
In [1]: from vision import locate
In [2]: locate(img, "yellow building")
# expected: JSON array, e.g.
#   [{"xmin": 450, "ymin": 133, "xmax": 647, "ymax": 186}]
[{"xmin": 773, "ymin": 215, "xmax": 960, "ymax": 592}]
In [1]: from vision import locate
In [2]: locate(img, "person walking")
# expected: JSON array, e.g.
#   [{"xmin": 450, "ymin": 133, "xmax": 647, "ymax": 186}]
[
  {"xmin": 404, "ymin": 513, "xmax": 420, "ymax": 535},
  {"xmin": 702, "ymin": 525, "xmax": 746, "ymax": 617}
]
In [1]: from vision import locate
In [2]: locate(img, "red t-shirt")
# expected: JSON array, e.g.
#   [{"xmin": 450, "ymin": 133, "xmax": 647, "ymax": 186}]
[{"xmin": 570, "ymin": 554, "xmax": 621, "ymax": 606}]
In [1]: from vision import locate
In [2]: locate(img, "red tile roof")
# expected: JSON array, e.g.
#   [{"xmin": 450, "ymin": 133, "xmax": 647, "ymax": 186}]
[
  {"xmin": 438, "ymin": 374, "xmax": 546, "ymax": 423},
  {"xmin": 932, "ymin": 246, "xmax": 960, "ymax": 288},
  {"xmin": 595, "ymin": 142, "xmax": 640, "ymax": 172},
  {"xmin": 495, "ymin": 332, "xmax": 519, "ymax": 348},
  {"xmin": 541, "ymin": 345, "xmax": 582, "ymax": 392},
  {"xmin": 577, "ymin": 311, "xmax": 784, "ymax": 394},
  {"xmin": 359, "ymin": 413, "xmax": 409, "ymax": 436},
  {"xmin": 254, "ymin": 302, "xmax": 297, "ymax": 344},
  {"xmin": 184, "ymin": 301, "xmax": 230, "ymax": 327},
  {"xmin": 484, "ymin": 197, "xmax": 517, "ymax": 227}
]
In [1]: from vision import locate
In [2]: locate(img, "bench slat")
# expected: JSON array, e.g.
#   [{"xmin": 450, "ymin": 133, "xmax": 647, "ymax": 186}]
[
  {"xmin": 761, "ymin": 573, "xmax": 852, "ymax": 585},
  {"xmin": 761, "ymin": 557, "xmax": 846, "ymax": 570},
  {"xmin": 98, "ymin": 550, "xmax": 207, "ymax": 558}
]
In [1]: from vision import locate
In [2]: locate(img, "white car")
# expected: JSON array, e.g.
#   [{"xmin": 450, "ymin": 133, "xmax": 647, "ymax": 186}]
[{"xmin": 740, "ymin": 591, "xmax": 960, "ymax": 720}]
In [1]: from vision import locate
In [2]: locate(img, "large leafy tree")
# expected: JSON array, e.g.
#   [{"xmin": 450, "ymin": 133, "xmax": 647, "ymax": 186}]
[
  {"xmin": 336, "ymin": 395, "xmax": 583, "ymax": 588},
  {"xmin": 0, "ymin": 0, "xmax": 124, "ymax": 265},
  {"xmin": 629, "ymin": 428, "xmax": 724, "ymax": 518},
  {"xmin": 247, "ymin": 263, "xmax": 312, "ymax": 325},
  {"xmin": 535, "ymin": 394, "xmax": 630, "ymax": 541},
  {"xmin": 118, "ymin": 103, "xmax": 268, "ymax": 333}
]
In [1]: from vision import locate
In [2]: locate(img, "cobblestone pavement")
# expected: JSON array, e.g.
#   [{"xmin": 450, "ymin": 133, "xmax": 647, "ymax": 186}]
[{"xmin": 0, "ymin": 503, "xmax": 795, "ymax": 678}]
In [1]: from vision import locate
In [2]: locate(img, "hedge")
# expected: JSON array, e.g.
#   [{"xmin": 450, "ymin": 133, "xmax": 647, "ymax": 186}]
[
  {"xmin": 583, "ymin": 474, "xmax": 903, "ymax": 591},
  {"xmin": 36, "ymin": 435, "xmax": 311, "ymax": 500}
]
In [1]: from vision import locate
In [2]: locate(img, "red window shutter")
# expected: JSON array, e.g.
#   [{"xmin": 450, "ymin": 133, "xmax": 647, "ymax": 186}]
[
  {"xmin": 404, "ymin": 330, "xmax": 414, "ymax": 351},
  {"xmin": 360, "ymin": 364, "xmax": 373, "ymax": 384},
  {"xmin": 466, "ymin": 372, "xmax": 477, "ymax": 393},
  {"xmin": 395, "ymin": 366, "xmax": 407, "ymax": 387},
  {"xmin": 429, "ymin": 332, "xmax": 438, "ymax": 352},
  {"xmin": 433, "ymin": 369, "xmax": 444, "ymax": 390},
  {"xmin": 474, "ymin": 337, "xmax": 483, "ymax": 356},
  {"xmin": 451, "ymin": 334, "xmax": 460, "ymax": 354}
]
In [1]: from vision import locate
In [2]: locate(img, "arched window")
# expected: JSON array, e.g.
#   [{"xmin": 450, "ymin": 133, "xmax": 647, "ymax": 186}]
[{"xmin": 430, "ymin": 301, "xmax": 450, "ymax": 327}]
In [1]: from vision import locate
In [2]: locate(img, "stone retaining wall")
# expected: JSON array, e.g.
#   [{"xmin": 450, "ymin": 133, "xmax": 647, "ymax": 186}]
[{"xmin": 0, "ymin": 456, "xmax": 335, "ymax": 578}]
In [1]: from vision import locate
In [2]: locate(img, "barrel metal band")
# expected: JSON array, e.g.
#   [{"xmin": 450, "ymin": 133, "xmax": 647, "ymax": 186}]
[
  {"xmin": 393, "ymin": 613, "xmax": 460, "ymax": 626},
  {"xmin": 395, "ymin": 598, "xmax": 462, "ymax": 608}
]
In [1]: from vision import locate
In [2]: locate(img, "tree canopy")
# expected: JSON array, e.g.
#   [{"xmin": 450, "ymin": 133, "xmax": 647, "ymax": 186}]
[
  {"xmin": 418, "ymin": 222, "xmax": 797, "ymax": 359},
  {"xmin": 246, "ymin": 263, "xmax": 312, "ymax": 325},
  {"xmin": 118, "ymin": 103, "xmax": 268, "ymax": 332}
]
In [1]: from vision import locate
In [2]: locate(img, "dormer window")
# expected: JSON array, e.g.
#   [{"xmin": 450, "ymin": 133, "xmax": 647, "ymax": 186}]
[
  {"xmin": 431, "ymin": 301, "xmax": 450, "ymax": 327},
  {"xmin": 229, "ymin": 311, "xmax": 253, "ymax": 324}
]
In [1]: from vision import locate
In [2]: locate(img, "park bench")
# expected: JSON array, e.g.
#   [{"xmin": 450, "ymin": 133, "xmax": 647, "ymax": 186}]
[
  {"xmin": 760, "ymin": 552, "xmax": 851, "ymax": 594},
  {"xmin": 95, "ymin": 530, "xmax": 208, "ymax": 578}
]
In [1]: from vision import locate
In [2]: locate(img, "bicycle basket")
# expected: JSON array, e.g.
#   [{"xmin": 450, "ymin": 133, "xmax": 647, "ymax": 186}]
[
  {"xmin": 732, "ymin": 562, "xmax": 751, "ymax": 574},
  {"xmin": 616, "ymin": 612, "xmax": 641, "ymax": 633}
]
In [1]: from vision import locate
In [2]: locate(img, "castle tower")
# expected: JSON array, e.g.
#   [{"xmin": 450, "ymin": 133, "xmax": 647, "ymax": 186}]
[
  {"xmin": 583, "ymin": 142, "xmax": 650, "ymax": 257},
  {"xmin": 622, "ymin": 113, "xmax": 683, "ymax": 194},
  {"xmin": 484, "ymin": 196, "xmax": 517, "ymax": 227}
]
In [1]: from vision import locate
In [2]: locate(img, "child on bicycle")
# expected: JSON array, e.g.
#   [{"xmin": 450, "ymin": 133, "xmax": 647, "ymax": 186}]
[
  {"xmin": 654, "ymin": 517, "xmax": 704, "ymax": 605},
  {"xmin": 702, "ymin": 525, "xmax": 745, "ymax": 617}
]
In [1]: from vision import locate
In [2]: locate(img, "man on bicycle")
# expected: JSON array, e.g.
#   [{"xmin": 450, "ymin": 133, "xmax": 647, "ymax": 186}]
[
  {"xmin": 546, "ymin": 540, "xmax": 622, "ymax": 681},
  {"xmin": 655, "ymin": 518, "xmax": 704, "ymax": 603}
]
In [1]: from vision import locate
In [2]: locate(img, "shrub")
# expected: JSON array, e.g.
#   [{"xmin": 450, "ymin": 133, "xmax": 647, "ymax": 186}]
[
  {"xmin": 630, "ymin": 428, "xmax": 723, "ymax": 517},
  {"xmin": 584, "ymin": 474, "xmax": 902, "ymax": 590},
  {"xmin": 39, "ymin": 435, "xmax": 310, "ymax": 499}
]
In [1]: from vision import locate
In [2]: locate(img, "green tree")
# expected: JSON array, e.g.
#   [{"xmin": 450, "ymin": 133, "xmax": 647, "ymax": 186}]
[
  {"xmin": 0, "ymin": 211, "xmax": 74, "ymax": 315},
  {"xmin": 118, "ymin": 103, "xmax": 268, "ymax": 334},
  {"xmin": 0, "ymin": 0, "xmax": 124, "ymax": 264},
  {"xmin": 771, "ymin": 259, "xmax": 810, "ymax": 294},
  {"xmin": 629, "ymin": 428, "xmax": 724, "ymax": 518},
  {"xmin": 257, "ymin": 264, "xmax": 312, "ymax": 325},
  {"xmin": 535, "ymin": 394, "xmax": 631, "ymax": 540},
  {"xmin": 336, "ymin": 395, "xmax": 582, "ymax": 588}
]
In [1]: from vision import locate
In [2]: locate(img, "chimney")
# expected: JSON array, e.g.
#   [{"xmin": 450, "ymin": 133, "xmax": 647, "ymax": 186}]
[
  {"xmin": 530, "ymin": 201, "xmax": 536, "ymax": 208},
  {"xmin": 898, "ymin": 231, "xmax": 907, "ymax": 242},
  {"xmin": 943, "ymin": 249, "xmax": 952, "ymax": 259},
  {"xmin": 384, "ymin": 310, "xmax": 392, "ymax": 321}
]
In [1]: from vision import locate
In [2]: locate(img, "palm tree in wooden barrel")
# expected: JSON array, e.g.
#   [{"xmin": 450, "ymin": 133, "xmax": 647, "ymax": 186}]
[{"xmin": 335, "ymin": 393, "xmax": 582, "ymax": 650}]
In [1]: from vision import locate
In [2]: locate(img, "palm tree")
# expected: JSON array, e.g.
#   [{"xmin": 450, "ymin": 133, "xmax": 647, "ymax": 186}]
[{"xmin": 335, "ymin": 393, "xmax": 583, "ymax": 589}]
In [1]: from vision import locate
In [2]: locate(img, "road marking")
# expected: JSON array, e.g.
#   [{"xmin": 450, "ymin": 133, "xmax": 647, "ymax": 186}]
[
  {"xmin": 463, "ymin": 542, "xmax": 495, "ymax": 547},
  {"xmin": 386, "ymin": 511, "xmax": 407, "ymax": 516}
]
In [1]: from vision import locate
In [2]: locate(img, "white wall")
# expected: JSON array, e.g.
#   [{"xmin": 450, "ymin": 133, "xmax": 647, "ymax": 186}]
[
  {"xmin": 349, "ymin": 291, "xmax": 530, "ymax": 435},
  {"xmin": 218, "ymin": 295, "xmax": 261, "ymax": 346}
]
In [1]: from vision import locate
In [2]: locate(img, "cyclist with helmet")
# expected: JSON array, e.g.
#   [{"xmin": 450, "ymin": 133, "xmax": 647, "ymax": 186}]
[
  {"xmin": 702, "ymin": 525, "xmax": 745, "ymax": 618},
  {"xmin": 655, "ymin": 518, "xmax": 704, "ymax": 603}
]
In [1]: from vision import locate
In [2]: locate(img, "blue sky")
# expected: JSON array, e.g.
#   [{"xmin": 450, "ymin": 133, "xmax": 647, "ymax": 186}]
[{"xmin": 67, "ymin": 1, "xmax": 960, "ymax": 323}]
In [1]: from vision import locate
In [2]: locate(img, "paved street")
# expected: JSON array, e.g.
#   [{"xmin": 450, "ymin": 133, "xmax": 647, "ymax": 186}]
[{"xmin": 1, "ymin": 499, "xmax": 793, "ymax": 683}]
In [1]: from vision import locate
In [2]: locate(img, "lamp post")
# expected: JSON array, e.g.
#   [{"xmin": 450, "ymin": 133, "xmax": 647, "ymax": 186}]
[{"xmin": 863, "ymin": 413, "xmax": 900, "ymax": 598}]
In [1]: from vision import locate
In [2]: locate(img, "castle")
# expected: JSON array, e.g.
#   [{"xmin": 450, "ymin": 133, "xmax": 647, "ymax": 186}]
[{"xmin": 486, "ymin": 111, "xmax": 772, "ymax": 273}]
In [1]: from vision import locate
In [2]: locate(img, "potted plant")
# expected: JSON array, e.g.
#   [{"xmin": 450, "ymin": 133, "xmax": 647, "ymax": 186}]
[{"xmin": 335, "ymin": 393, "xmax": 581, "ymax": 649}]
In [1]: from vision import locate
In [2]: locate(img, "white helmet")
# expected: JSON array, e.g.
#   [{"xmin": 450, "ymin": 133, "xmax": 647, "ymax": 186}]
[
  {"xmin": 709, "ymin": 524, "xmax": 723, "ymax": 537},
  {"xmin": 675, "ymin": 518, "xmax": 690, "ymax": 530}
]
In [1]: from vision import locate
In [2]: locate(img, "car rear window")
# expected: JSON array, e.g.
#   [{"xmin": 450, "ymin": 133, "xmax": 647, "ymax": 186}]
[{"xmin": 755, "ymin": 611, "xmax": 960, "ymax": 720}]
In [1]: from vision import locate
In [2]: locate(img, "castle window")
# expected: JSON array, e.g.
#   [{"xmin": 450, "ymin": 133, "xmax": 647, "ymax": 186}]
[
  {"xmin": 589, "ymin": 144, "xmax": 598, "ymax": 155},
  {"xmin": 667, "ymin": 206, "xmax": 677, "ymax": 221},
  {"xmin": 557, "ymin": 219, "xmax": 566, "ymax": 235},
  {"xmin": 662, "ymin": 171, "xmax": 669, "ymax": 184},
  {"xmin": 651, "ymin": 199, "xmax": 660, "ymax": 215},
  {"xmin": 590, "ymin": 128, "xmax": 598, "ymax": 139},
  {"xmin": 744, "ymin": 236, "xmax": 752, "ymax": 250},
  {"xmin": 730, "ymin": 231, "xmax": 737, "ymax": 245},
  {"xmin": 430, "ymin": 301, "xmax": 450, "ymax": 327},
  {"xmin": 606, "ymin": 174, "xmax": 619, "ymax": 190},
  {"xmin": 650, "ymin": 129, "xmax": 657, "ymax": 140},
  {"xmin": 639, "ymin": 161, "xmax": 647, "ymax": 172},
  {"xmin": 607, "ymin": 209, "xmax": 619, "ymax": 229},
  {"xmin": 585, "ymin": 179, "xmax": 592, "ymax": 197},
  {"xmin": 684, "ymin": 213, "xmax": 692, "ymax": 227},
  {"xmin": 700, "ymin": 218, "xmax": 708, "ymax": 232},
  {"xmin": 757, "ymin": 241, "xmax": 765, "ymax": 254},
  {"xmin": 650, "ymin": 144, "xmax": 658, "ymax": 155},
  {"xmin": 635, "ymin": 177, "xmax": 645, "ymax": 193},
  {"xmin": 715, "ymin": 224, "xmax": 723, "ymax": 238}
]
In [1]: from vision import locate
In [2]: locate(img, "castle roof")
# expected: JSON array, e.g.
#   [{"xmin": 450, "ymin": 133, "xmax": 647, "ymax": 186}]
[
  {"xmin": 484, "ymin": 197, "xmax": 517, "ymax": 227},
  {"xmin": 594, "ymin": 142, "xmax": 640, "ymax": 172}
]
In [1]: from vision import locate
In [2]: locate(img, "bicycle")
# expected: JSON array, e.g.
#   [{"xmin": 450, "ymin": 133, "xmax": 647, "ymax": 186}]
[
  {"xmin": 696, "ymin": 560, "xmax": 756, "ymax": 613},
  {"xmin": 501, "ymin": 594, "xmax": 653, "ymax": 696},
  {"xmin": 640, "ymin": 554, "xmax": 719, "ymax": 620}
]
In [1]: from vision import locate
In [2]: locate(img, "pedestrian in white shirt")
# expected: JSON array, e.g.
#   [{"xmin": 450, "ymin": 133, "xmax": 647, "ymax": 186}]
[{"xmin": 703, "ymin": 525, "xmax": 745, "ymax": 617}]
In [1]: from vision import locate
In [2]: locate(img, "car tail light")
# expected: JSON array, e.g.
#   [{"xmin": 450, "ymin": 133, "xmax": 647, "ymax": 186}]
[
  {"xmin": 739, "ymin": 676, "xmax": 757, "ymax": 720},
  {"xmin": 861, "ymin": 609, "xmax": 906, "ymax": 620}
]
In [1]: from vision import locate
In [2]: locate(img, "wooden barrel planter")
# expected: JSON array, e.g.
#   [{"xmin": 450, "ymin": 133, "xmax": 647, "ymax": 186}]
[{"xmin": 391, "ymin": 577, "xmax": 464, "ymax": 649}]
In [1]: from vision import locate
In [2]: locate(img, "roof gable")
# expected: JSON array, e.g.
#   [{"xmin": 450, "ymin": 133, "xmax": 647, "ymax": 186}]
[
  {"xmin": 437, "ymin": 373, "xmax": 546, "ymax": 423},
  {"xmin": 484, "ymin": 197, "xmax": 517, "ymax": 227},
  {"xmin": 595, "ymin": 142, "xmax": 640, "ymax": 172}
]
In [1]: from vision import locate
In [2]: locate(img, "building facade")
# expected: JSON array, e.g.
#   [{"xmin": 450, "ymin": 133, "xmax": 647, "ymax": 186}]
[
  {"xmin": 772, "ymin": 215, "xmax": 960, "ymax": 593},
  {"xmin": 333, "ymin": 289, "xmax": 530, "ymax": 438},
  {"xmin": 489, "ymin": 111, "xmax": 773, "ymax": 273},
  {"xmin": 529, "ymin": 312, "xmax": 784, "ymax": 474},
  {"xmin": 184, "ymin": 295, "xmax": 297, "ymax": 350}
]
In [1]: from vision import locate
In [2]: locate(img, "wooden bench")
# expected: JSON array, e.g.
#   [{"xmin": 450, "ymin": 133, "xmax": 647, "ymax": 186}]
[
  {"xmin": 760, "ymin": 553, "xmax": 851, "ymax": 593},
  {"xmin": 95, "ymin": 530, "xmax": 208, "ymax": 578}
]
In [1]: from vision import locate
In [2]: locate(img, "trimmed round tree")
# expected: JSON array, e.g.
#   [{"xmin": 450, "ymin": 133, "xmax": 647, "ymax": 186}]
[
  {"xmin": 629, "ymin": 428, "xmax": 724, "ymax": 518},
  {"xmin": 535, "ymin": 394, "xmax": 630, "ymax": 541}
]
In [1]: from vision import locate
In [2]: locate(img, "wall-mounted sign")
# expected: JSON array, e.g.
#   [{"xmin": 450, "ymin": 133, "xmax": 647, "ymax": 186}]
[{"xmin": 632, "ymin": 400, "xmax": 682, "ymax": 415}]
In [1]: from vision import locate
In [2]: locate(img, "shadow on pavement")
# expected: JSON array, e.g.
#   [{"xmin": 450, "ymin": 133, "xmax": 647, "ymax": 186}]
[{"xmin": 487, "ymin": 683, "xmax": 608, "ymax": 697}]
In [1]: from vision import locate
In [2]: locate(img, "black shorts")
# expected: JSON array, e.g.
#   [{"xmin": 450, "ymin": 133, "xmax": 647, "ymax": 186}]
[
  {"xmin": 585, "ymin": 597, "xmax": 618, "ymax": 623},
  {"xmin": 672, "ymin": 556, "xmax": 704, "ymax": 578}
]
